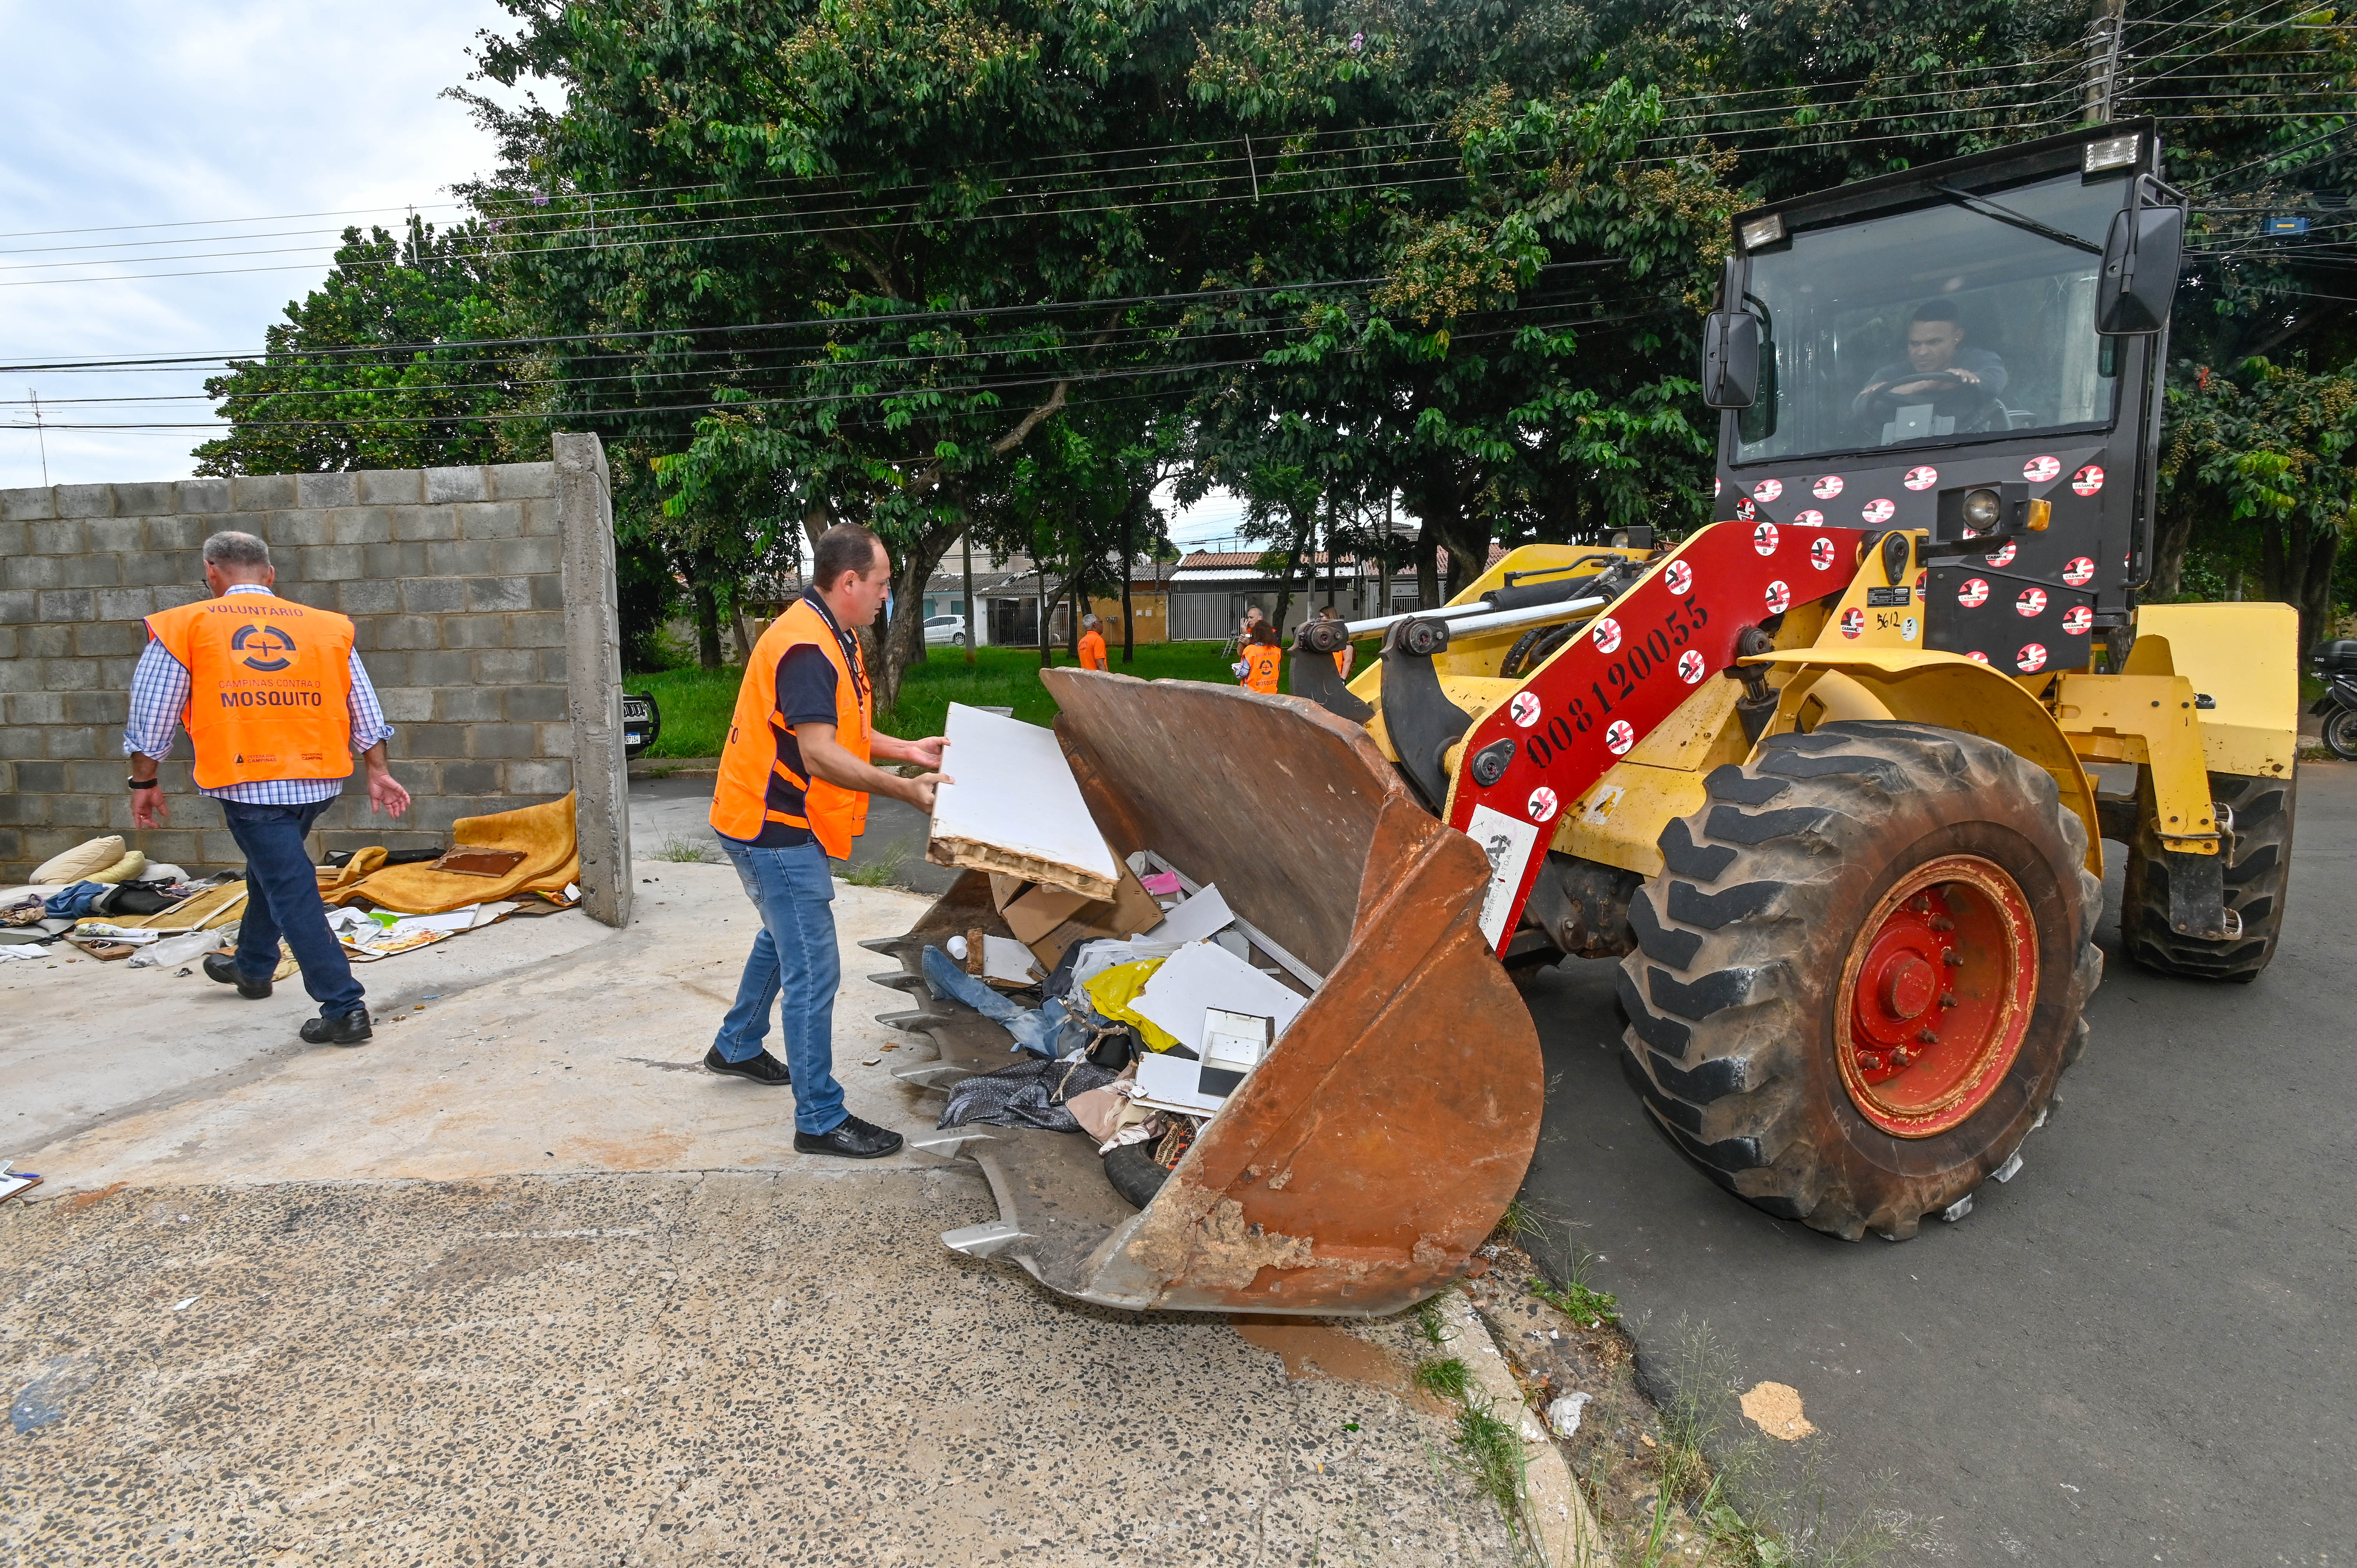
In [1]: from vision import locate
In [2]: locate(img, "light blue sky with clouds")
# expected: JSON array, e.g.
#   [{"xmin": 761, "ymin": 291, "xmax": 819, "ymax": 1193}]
[{"xmin": 0, "ymin": 0, "xmax": 1246, "ymax": 542}]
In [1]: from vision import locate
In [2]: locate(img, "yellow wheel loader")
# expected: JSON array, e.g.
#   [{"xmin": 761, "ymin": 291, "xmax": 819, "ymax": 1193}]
[{"xmin": 868, "ymin": 120, "xmax": 2299, "ymax": 1313}]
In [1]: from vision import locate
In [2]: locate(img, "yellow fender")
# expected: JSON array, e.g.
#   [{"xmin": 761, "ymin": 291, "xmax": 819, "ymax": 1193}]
[
  {"xmin": 1744, "ymin": 647, "xmax": 2103, "ymax": 874},
  {"xmin": 2120, "ymin": 603, "xmax": 2300, "ymax": 780}
]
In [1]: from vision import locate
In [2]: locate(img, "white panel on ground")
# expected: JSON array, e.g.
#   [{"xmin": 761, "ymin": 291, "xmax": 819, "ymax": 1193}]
[{"xmin": 926, "ymin": 702, "xmax": 1123, "ymax": 899}]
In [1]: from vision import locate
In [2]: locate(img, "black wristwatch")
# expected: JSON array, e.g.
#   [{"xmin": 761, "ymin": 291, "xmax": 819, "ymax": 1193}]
[{"xmin": 127, "ymin": 776, "xmax": 159, "ymax": 791}]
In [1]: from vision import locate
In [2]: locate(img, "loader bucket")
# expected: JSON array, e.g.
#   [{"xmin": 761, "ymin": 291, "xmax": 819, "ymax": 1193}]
[{"xmin": 863, "ymin": 668, "xmax": 1543, "ymax": 1315}]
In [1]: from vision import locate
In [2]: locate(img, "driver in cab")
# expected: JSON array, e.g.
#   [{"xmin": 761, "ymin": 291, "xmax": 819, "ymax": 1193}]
[{"xmin": 1852, "ymin": 301, "xmax": 2008, "ymax": 424}]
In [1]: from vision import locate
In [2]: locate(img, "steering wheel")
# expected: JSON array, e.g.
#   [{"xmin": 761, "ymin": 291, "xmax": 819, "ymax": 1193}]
[{"xmin": 1861, "ymin": 371, "xmax": 2001, "ymax": 435}]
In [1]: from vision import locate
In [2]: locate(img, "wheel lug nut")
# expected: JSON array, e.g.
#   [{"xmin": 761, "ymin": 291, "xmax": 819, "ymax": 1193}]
[
  {"xmin": 1939, "ymin": 992, "xmax": 1958, "ymax": 1009},
  {"xmin": 1929, "ymin": 916, "xmax": 1955, "ymax": 932},
  {"xmin": 1917, "ymin": 1028, "xmax": 1939, "ymax": 1045},
  {"xmin": 1943, "ymin": 950, "xmax": 1963, "ymax": 967},
  {"xmin": 1908, "ymin": 895, "xmax": 1931, "ymax": 914}
]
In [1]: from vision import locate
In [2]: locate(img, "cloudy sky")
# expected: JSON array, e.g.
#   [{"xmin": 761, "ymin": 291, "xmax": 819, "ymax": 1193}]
[
  {"xmin": 0, "ymin": 0, "xmax": 521, "ymax": 491},
  {"xmin": 0, "ymin": 0, "xmax": 1247, "ymax": 542}
]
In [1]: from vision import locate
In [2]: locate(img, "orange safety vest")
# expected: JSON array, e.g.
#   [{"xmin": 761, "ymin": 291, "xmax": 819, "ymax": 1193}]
[
  {"xmin": 1078, "ymin": 630, "xmax": 1108, "ymax": 670},
  {"xmin": 144, "ymin": 593, "xmax": 356, "ymax": 788},
  {"xmin": 1241, "ymin": 643, "xmax": 1282, "ymax": 694},
  {"xmin": 711, "ymin": 594, "xmax": 872, "ymax": 857}
]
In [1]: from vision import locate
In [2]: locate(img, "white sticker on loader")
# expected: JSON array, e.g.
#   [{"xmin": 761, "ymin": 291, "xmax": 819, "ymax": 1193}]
[{"xmin": 1468, "ymin": 804, "xmax": 1542, "ymax": 953}]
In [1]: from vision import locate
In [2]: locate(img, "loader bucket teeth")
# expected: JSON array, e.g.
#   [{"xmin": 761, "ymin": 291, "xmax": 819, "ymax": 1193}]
[{"xmin": 874, "ymin": 670, "xmax": 1542, "ymax": 1316}]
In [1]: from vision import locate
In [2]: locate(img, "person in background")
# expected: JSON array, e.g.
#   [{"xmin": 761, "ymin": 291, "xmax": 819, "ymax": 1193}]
[
  {"xmin": 1237, "ymin": 605, "xmax": 1265, "ymax": 648},
  {"xmin": 1316, "ymin": 604, "xmax": 1353, "ymax": 680},
  {"xmin": 1239, "ymin": 621, "xmax": 1284, "ymax": 694},
  {"xmin": 1078, "ymin": 613, "xmax": 1109, "ymax": 671},
  {"xmin": 707, "ymin": 522, "xmax": 950, "ymax": 1160},
  {"xmin": 125, "ymin": 530, "xmax": 411, "ymax": 1046}
]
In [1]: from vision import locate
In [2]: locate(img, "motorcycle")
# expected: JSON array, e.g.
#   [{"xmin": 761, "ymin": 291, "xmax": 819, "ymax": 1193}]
[{"xmin": 2311, "ymin": 641, "xmax": 2357, "ymax": 761}]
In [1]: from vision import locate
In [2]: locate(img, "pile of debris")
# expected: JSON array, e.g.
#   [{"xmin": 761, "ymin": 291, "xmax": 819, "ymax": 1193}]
[
  {"xmin": 914, "ymin": 704, "xmax": 1322, "ymax": 1211},
  {"xmin": 0, "ymin": 796, "xmax": 586, "ymax": 975}
]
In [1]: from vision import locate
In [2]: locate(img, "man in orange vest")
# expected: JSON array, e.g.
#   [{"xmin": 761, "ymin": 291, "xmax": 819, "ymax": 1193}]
[
  {"xmin": 1078, "ymin": 613, "xmax": 1109, "ymax": 670},
  {"xmin": 707, "ymin": 523, "xmax": 950, "ymax": 1158},
  {"xmin": 125, "ymin": 531, "xmax": 412, "ymax": 1045},
  {"xmin": 1239, "ymin": 621, "xmax": 1283, "ymax": 694}
]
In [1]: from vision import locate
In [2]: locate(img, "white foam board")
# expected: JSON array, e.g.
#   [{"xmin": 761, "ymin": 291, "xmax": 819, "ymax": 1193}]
[
  {"xmin": 926, "ymin": 703, "xmax": 1123, "ymax": 898},
  {"xmin": 1147, "ymin": 884, "xmax": 1234, "ymax": 946},
  {"xmin": 1131, "ymin": 939, "xmax": 1309, "ymax": 1055}
]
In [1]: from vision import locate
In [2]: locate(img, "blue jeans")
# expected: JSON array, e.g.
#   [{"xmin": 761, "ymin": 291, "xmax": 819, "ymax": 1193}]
[
  {"xmin": 713, "ymin": 835, "xmax": 847, "ymax": 1136},
  {"xmin": 220, "ymin": 797, "xmax": 364, "ymax": 1018}
]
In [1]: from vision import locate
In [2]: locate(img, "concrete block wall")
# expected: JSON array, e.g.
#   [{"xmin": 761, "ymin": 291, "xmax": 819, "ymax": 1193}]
[{"xmin": 0, "ymin": 457, "xmax": 614, "ymax": 885}]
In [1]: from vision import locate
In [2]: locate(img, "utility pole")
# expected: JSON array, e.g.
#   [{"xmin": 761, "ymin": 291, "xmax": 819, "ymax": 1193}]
[
  {"xmin": 28, "ymin": 388, "xmax": 48, "ymax": 486},
  {"xmin": 961, "ymin": 524, "xmax": 977, "ymax": 665},
  {"xmin": 2085, "ymin": 0, "xmax": 2127, "ymax": 125}
]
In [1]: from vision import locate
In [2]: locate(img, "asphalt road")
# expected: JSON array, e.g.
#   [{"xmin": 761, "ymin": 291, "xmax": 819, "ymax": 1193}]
[
  {"xmin": 627, "ymin": 770, "xmax": 960, "ymax": 896},
  {"xmin": 1516, "ymin": 759, "xmax": 2353, "ymax": 1566}
]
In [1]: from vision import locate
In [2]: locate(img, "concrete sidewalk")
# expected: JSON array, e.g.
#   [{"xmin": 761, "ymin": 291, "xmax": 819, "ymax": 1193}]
[{"xmin": 0, "ymin": 866, "xmax": 1516, "ymax": 1565}]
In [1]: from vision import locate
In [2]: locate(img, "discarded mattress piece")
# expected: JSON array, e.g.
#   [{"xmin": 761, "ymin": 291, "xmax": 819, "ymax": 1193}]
[
  {"xmin": 926, "ymin": 703, "xmax": 1122, "ymax": 899},
  {"xmin": 324, "ymin": 793, "xmax": 580, "ymax": 915}
]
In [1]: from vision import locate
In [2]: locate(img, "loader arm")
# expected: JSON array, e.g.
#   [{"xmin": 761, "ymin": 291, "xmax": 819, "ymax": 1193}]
[{"xmin": 1434, "ymin": 519, "xmax": 1866, "ymax": 952}]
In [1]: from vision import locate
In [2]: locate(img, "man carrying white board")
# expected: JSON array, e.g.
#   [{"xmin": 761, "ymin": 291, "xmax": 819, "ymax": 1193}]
[{"xmin": 707, "ymin": 523, "xmax": 951, "ymax": 1159}]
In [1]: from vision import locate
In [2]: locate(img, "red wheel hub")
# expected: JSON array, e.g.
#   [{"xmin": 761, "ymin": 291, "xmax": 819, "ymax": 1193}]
[{"xmin": 1836, "ymin": 855, "xmax": 2038, "ymax": 1138}]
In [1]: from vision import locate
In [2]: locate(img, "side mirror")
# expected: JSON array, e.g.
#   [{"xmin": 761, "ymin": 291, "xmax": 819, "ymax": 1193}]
[
  {"xmin": 1701, "ymin": 311, "xmax": 1760, "ymax": 408},
  {"xmin": 2098, "ymin": 195, "xmax": 2184, "ymax": 336}
]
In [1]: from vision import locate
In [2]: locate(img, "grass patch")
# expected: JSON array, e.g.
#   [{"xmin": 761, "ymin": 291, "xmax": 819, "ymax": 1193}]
[
  {"xmin": 842, "ymin": 839, "xmax": 913, "ymax": 888},
  {"xmin": 1413, "ymin": 1356, "xmax": 1474, "ymax": 1402},
  {"xmin": 1490, "ymin": 1197, "xmax": 1541, "ymax": 1245},
  {"xmin": 649, "ymin": 836, "xmax": 719, "ymax": 864},
  {"xmin": 1412, "ymin": 1297, "xmax": 1451, "ymax": 1349},
  {"xmin": 623, "ymin": 666, "xmax": 745, "ymax": 759},
  {"xmin": 1452, "ymin": 1402, "xmax": 1530, "ymax": 1522},
  {"xmin": 1531, "ymin": 1244, "xmax": 1621, "ymax": 1329},
  {"xmin": 627, "ymin": 641, "xmax": 1262, "ymax": 758}
]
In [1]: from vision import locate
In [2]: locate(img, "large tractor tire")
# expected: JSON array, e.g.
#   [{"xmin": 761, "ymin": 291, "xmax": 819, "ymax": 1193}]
[
  {"xmin": 1617, "ymin": 722, "xmax": 2103, "ymax": 1241},
  {"xmin": 2120, "ymin": 769, "xmax": 2295, "ymax": 982}
]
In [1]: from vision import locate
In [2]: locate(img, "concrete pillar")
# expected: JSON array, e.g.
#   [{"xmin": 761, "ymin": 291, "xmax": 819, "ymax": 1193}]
[{"xmin": 554, "ymin": 433, "xmax": 632, "ymax": 929}]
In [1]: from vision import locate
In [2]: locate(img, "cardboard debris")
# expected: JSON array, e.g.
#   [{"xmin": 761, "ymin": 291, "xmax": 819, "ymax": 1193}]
[
  {"xmin": 927, "ymin": 703, "xmax": 1123, "ymax": 899},
  {"xmin": 991, "ymin": 862, "xmax": 1164, "ymax": 970}
]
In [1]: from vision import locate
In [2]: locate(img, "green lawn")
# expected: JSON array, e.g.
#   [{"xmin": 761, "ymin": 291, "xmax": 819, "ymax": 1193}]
[{"xmin": 627, "ymin": 640, "xmax": 1288, "ymax": 758}]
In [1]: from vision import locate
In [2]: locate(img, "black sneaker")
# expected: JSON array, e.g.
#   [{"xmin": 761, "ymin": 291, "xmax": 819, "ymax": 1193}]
[
  {"xmin": 792, "ymin": 1114, "xmax": 903, "ymax": 1160},
  {"xmin": 703, "ymin": 1045, "xmax": 791, "ymax": 1086},
  {"xmin": 202, "ymin": 950, "xmax": 271, "ymax": 999},
  {"xmin": 300, "ymin": 1008, "xmax": 373, "ymax": 1047}
]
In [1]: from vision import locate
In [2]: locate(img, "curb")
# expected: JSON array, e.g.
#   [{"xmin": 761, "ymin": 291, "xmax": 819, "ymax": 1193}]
[
  {"xmin": 627, "ymin": 757, "xmax": 720, "ymax": 778},
  {"xmin": 1444, "ymin": 1291, "xmax": 1615, "ymax": 1566}
]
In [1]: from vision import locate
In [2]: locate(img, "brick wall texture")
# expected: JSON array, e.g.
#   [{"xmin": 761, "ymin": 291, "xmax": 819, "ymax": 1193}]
[{"xmin": 0, "ymin": 462, "xmax": 583, "ymax": 881}]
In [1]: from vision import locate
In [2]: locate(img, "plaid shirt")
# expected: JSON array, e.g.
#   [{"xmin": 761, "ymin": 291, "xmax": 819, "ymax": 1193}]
[{"xmin": 123, "ymin": 583, "xmax": 396, "ymax": 805}]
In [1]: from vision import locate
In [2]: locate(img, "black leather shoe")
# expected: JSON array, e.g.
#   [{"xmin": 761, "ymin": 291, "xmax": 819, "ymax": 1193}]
[
  {"xmin": 703, "ymin": 1045, "xmax": 791, "ymax": 1086},
  {"xmin": 792, "ymin": 1113, "xmax": 903, "ymax": 1160},
  {"xmin": 202, "ymin": 951, "xmax": 271, "ymax": 999},
  {"xmin": 299, "ymin": 1008, "xmax": 373, "ymax": 1047}
]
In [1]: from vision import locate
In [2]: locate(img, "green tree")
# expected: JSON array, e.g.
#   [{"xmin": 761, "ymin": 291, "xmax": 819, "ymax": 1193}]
[
  {"xmin": 196, "ymin": 219, "xmax": 531, "ymax": 474},
  {"xmin": 2157, "ymin": 357, "xmax": 2357, "ymax": 645}
]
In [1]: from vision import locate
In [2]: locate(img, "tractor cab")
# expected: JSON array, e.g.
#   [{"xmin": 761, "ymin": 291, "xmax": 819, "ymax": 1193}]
[{"xmin": 1701, "ymin": 122, "xmax": 2185, "ymax": 675}]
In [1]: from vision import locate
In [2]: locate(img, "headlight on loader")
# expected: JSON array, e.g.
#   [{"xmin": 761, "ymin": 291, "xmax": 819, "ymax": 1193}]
[{"xmin": 1963, "ymin": 487, "xmax": 2004, "ymax": 530}]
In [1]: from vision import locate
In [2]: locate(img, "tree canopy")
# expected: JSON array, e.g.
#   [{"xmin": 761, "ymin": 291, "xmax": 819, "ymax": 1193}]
[{"xmin": 201, "ymin": 0, "xmax": 2357, "ymax": 662}]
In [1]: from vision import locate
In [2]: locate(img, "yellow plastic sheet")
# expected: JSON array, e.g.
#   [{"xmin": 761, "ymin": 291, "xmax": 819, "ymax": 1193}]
[{"xmin": 1083, "ymin": 958, "xmax": 1182, "ymax": 1053}]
